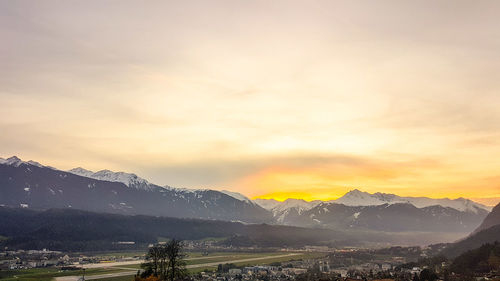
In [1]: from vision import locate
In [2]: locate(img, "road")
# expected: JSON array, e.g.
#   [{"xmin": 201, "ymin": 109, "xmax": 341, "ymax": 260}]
[{"xmin": 54, "ymin": 253, "xmax": 300, "ymax": 281}]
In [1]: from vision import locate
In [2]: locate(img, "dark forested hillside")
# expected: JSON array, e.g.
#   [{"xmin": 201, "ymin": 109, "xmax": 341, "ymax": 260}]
[
  {"xmin": 0, "ymin": 207, "xmax": 348, "ymax": 251},
  {"xmin": 450, "ymin": 242, "xmax": 500, "ymax": 274}
]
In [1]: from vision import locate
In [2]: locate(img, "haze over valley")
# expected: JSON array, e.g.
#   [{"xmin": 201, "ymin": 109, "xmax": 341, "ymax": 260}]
[{"xmin": 2, "ymin": 1, "xmax": 500, "ymax": 280}]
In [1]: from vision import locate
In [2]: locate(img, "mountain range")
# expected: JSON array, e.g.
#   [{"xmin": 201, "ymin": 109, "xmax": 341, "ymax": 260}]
[
  {"xmin": 254, "ymin": 190, "xmax": 490, "ymax": 232},
  {"xmin": 0, "ymin": 156, "xmax": 492, "ymax": 236},
  {"xmin": 254, "ymin": 189, "xmax": 490, "ymax": 214},
  {"xmin": 0, "ymin": 156, "xmax": 271, "ymax": 223}
]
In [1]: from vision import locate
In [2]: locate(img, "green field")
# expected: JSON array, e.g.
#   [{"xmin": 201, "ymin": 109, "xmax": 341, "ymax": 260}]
[
  {"xmin": 0, "ymin": 267, "xmax": 127, "ymax": 281},
  {"xmin": 0, "ymin": 251, "xmax": 326, "ymax": 281},
  {"xmin": 89, "ymin": 277, "xmax": 134, "ymax": 281},
  {"xmin": 112, "ymin": 251, "xmax": 291, "ymax": 270}
]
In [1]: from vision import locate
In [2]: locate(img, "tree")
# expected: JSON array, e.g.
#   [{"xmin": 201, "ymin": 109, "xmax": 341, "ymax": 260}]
[
  {"xmin": 141, "ymin": 240, "xmax": 187, "ymax": 281},
  {"xmin": 165, "ymin": 239, "xmax": 187, "ymax": 281},
  {"xmin": 419, "ymin": 268, "xmax": 438, "ymax": 281},
  {"xmin": 142, "ymin": 245, "xmax": 163, "ymax": 277}
]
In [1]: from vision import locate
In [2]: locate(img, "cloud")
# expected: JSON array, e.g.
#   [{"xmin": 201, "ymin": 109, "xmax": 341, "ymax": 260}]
[{"xmin": 1, "ymin": 0, "xmax": 500, "ymax": 200}]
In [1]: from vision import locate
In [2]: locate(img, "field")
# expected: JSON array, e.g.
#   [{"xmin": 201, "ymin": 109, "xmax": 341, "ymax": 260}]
[
  {"xmin": 0, "ymin": 267, "xmax": 127, "ymax": 281},
  {"xmin": 0, "ymin": 251, "xmax": 326, "ymax": 281}
]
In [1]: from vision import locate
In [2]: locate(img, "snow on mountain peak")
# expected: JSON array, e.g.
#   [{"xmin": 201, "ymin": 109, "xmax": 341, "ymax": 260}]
[
  {"xmin": 253, "ymin": 198, "xmax": 321, "ymax": 218},
  {"xmin": 0, "ymin": 156, "xmax": 24, "ymax": 167},
  {"xmin": 0, "ymin": 156, "xmax": 49, "ymax": 168},
  {"xmin": 259, "ymin": 189, "xmax": 491, "ymax": 215},
  {"xmin": 68, "ymin": 167, "xmax": 95, "ymax": 177},
  {"xmin": 68, "ymin": 167, "xmax": 154, "ymax": 191},
  {"xmin": 274, "ymin": 198, "xmax": 321, "ymax": 212},
  {"xmin": 220, "ymin": 190, "xmax": 253, "ymax": 203},
  {"xmin": 335, "ymin": 189, "xmax": 387, "ymax": 206},
  {"xmin": 333, "ymin": 189, "xmax": 491, "ymax": 213},
  {"xmin": 253, "ymin": 198, "xmax": 281, "ymax": 210}
]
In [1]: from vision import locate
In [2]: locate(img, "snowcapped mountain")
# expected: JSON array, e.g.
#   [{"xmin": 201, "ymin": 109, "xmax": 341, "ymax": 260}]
[
  {"xmin": 67, "ymin": 167, "xmax": 94, "ymax": 177},
  {"xmin": 333, "ymin": 189, "xmax": 388, "ymax": 206},
  {"xmin": 332, "ymin": 189, "xmax": 491, "ymax": 213},
  {"xmin": 271, "ymin": 198, "xmax": 319, "ymax": 214},
  {"xmin": 252, "ymin": 189, "xmax": 490, "ymax": 231},
  {"xmin": 253, "ymin": 189, "xmax": 490, "ymax": 218},
  {"xmin": 0, "ymin": 156, "xmax": 44, "ymax": 168},
  {"xmin": 299, "ymin": 202, "xmax": 489, "ymax": 233},
  {"xmin": 254, "ymin": 198, "xmax": 321, "ymax": 211},
  {"xmin": 68, "ymin": 167, "xmax": 155, "ymax": 191},
  {"xmin": 253, "ymin": 198, "xmax": 322, "ymax": 224},
  {"xmin": 219, "ymin": 190, "xmax": 253, "ymax": 204},
  {"xmin": 269, "ymin": 199, "xmax": 322, "ymax": 224},
  {"xmin": 0, "ymin": 156, "xmax": 272, "ymax": 223},
  {"xmin": 253, "ymin": 198, "xmax": 282, "ymax": 210}
]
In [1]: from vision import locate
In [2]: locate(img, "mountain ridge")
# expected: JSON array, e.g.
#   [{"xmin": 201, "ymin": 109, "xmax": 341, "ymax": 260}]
[
  {"xmin": 0, "ymin": 156, "xmax": 491, "ymax": 237},
  {"xmin": 0, "ymin": 156, "xmax": 272, "ymax": 223},
  {"xmin": 254, "ymin": 189, "xmax": 491, "ymax": 214}
]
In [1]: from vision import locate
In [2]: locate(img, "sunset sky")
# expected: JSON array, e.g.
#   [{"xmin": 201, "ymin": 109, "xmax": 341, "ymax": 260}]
[{"xmin": 1, "ymin": 1, "xmax": 499, "ymax": 205}]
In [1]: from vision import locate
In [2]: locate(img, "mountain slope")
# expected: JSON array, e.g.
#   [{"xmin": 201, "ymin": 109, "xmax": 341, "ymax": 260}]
[
  {"xmin": 441, "ymin": 224, "xmax": 500, "ymax": 258},
  {"xmin": 0, "ymin": 156, "xmax": 272, "ymax": 223},
  {"xmin": 471, "ymin": 202, "xmax": 500, "ymax": 234},
  {"xmin": 273, "ymin": 202, "xmax": 488, "ymax": 233},
  {"xmin": 436, "ymin": 203, "xmax": 500, "ymax": 257}
]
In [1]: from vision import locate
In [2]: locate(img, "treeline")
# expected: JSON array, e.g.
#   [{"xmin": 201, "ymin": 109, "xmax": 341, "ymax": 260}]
[
  {"xmin": 397, "ymin": 242, "xmax": 500, "ymax": 280},
  {"xmin": 0, "ymin": 207, "xmax": 344, "ymax": 251},
  {"xmin": 450, "ymin": 241, "xmax": 500, "ymax": 275}
]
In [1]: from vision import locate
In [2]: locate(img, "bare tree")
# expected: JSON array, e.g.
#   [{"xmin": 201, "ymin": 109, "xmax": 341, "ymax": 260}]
[
  {"xmin": 141, "ymin": 240, "xmax": 187, "ymax": 281},
  {"xmin": 142, "ymin": 244, "xmax": 162, "ymax": 277},
  {"xmin": 165, "ymin": 239, "xmax": 187, "ymax": 281}
]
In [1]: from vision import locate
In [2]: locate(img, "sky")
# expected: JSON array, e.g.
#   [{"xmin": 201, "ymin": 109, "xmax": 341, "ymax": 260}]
[{"xmin": 1, "ymin": 0, "xmax": 500, "ymax": 205}]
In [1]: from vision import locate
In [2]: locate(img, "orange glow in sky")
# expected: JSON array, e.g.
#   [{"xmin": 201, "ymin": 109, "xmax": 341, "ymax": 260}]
[{"xmin": 1, "ymin": 1, "xmax": 500, "ymax": 205}]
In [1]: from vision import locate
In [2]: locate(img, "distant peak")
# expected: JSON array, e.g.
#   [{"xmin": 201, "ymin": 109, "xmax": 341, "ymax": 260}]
[
  {"xmin": 344, "ymin": 189, "xmax": 370, "ymax": 196},
  {"xmin": 95, "ymin": 169, "xmax": 114, "ymax": 174},
  {"xmin": 1, "ymin": 156, "xmax": 27, "ymax": 167},
  {"xmin": 26, "ymin": 160, "xmax": 43, "ymax": 167},
  {"xmin": 332, "ymin": 188, "xmax": 491, "ymax": 212},
  {"xmin": 220, "ymin": 190, "xmax": 252, "ymax": 203},
  {"xmin": 284, "ymin": 198, "xmax": 299, "ymax": 201},
  {"xmin": 68, "ymin": 167, "xmax": 154, "ymax": 191},
  {"xmin": 0, "ymin": 156, "xmax": 53, "ymax": 169},
  {"xmin": 69, "ymin": 167, "xmax": 93, "ymax": 173},
  {"xmin": 68, "ymin": 167, "xmax": 95, "ymax": 177}
]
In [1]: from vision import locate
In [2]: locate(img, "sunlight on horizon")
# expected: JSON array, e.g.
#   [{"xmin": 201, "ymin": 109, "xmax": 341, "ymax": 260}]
[{"xmin": 1, "ymin": 1, "xmax": 500, "ymax": 204}]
